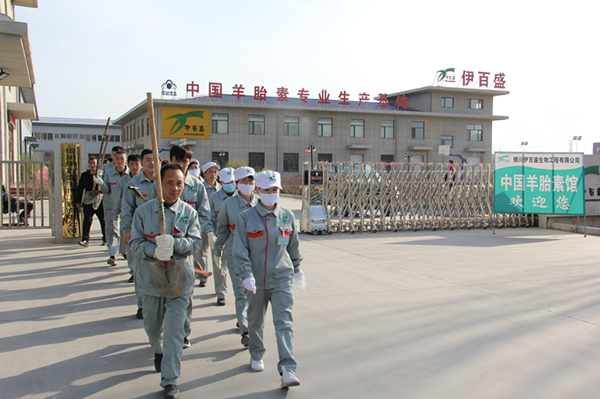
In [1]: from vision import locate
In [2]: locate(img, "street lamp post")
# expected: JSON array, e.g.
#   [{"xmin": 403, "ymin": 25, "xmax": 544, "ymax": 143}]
[
  {"xmin": 520, "ymin": 141, "xmax": 528, "ymax": 152},
  {"xmin": 218, "ymin": 150, "xmax": 226, "ymax": 167},
  {"xmin": 571, "ymin": 136, "xmax": 582, "ymax": 152}
]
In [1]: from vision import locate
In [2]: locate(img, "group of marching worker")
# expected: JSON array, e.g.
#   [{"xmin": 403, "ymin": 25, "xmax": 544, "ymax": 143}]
[{"xmin": 75, "ymin": 144, "xmax": 307, "ymax": 399}]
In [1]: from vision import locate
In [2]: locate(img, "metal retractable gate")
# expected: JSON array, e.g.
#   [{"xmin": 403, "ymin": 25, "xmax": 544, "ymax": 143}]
[{"xmin": 300, "ymin": 162, "xmax": 535, "ymax": 234}]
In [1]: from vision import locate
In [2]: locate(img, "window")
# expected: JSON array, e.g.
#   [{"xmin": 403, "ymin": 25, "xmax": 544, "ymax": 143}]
[
  {"xmin": 283, "ymin": 153, "xmax": 299, "ymax": 172},
  {"xmin": 467, "ymin": 124, "xmax": 483, "ymax": 141},
  {"xmin": 212, "ymin": 151, "xmax": 229, "ymax": 167},
  {"xmin": 141, "ymin": 121, "xmax": 144, "ymax": 137},
  {"xmin": 212, "ymin": 113, "xmax": 229, "ymax": 134},
  {"xmin": 86, "ymin": 134, "xmax": 90, "ymax": 142},
  {"xmin": 441, "ymin": 97, "xmax": 454, "ymax": 108},
  {"xmin": 381, "ymin": 154, "xmax": 394, "ymax": 163},
  {"xmin": 249, "ymin": 152, "xmax": 265, "ymax": 171},
  {"xmin": 283, "ymin": 116, "xmax": 299, "ymax": 136},
  {"xmin": 318, "ymin": 117, "xmax": 332, "ymax": 137},
  {"xmin": 146, "ymin": 118, "xmax": 149, "ymax": 136},
  {"xmin": 468, "ymin": 99, "xmax": 483, "ymax": 109},
  {"xmin": 318, "ymin": 153, "xmax": 333, "ymax": 162},
  {"xmin": 441, "ymin": 135, "xmax": 454, "ymax": 148},
  {"xmin": 412, "ymin": 122, "xmax": 424, "ymax": 139},
  {"xmin": 350, "ymin": 119, "xmax": 364, "ymax": 138},
  {"xmin": 137, "ymin": 121, "xmax": 141, "ymax": 138},
  {"xmin": 249, "ymin": 115, "xmax": 265, "ymax": 135},
  {"xmin": 381, "ymin": 120, "xmax": 394, "ymax": 139}
]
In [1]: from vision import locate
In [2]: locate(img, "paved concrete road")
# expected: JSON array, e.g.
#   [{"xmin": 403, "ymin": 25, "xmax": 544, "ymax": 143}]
[{"xmin": 1, "ymin": 197, "xmax": 599, "ymax": 398}]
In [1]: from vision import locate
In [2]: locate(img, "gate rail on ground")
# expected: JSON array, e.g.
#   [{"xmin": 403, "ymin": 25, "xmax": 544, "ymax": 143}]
[{"xmin": 300, "ymin": 162, "xmax": 535, "ymax": 234}]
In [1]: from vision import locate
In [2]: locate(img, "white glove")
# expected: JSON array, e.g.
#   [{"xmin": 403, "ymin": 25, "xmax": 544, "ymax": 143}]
[
  {"xmin": 243, "ymin": 277, "xmax": 257, "ymax": 294},
  {"xmin": 93, "ymin": 175, "xmax": 104, "ymax": 186},
  {"xmin": 213, "ymin": 255, "xmax": 221, "ymax": 270},
  {"xmin": 153, "ymin": 246, "xmax": 172, "ymax": 261},
  {"xmin": 294, "ymin": 270, "xmax": 307, "ymax": 289},
  {"xmin": 207, "ymin": 232, "xmax": 217, "ymax": 250},
  {"xmin": 155, "ymin": 234, "xmax": 174, "ymax": 249}
]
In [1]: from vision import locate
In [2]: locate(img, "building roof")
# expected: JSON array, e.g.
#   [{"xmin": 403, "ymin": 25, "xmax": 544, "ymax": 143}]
[
  {"xmin": 33, "ymin": 117, "xmax": 121, "ymax": 128},
  {"xmin": 388, "ymin": 85, "xmax": 510, "ymax": 99}
]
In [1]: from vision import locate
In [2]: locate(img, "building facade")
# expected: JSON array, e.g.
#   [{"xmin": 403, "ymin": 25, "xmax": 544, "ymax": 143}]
[
  {"xmin": 115, "ymin": 86, "xmax": 508, "ymax": 175},
  {"xmin": 31, "ymin": 117, "xmax": 122, "ymax": 162},
  {"xmin": 0, "ymin": 0, "xmax": 38, "ymax": 178}
]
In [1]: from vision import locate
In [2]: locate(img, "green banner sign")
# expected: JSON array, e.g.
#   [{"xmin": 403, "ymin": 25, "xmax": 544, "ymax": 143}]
[{"xmin": 494, "ymin": 152, "xmax": 585, "ymax": 215}]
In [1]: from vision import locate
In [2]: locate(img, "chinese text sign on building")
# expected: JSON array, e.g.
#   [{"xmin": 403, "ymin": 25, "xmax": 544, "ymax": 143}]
[{"xmin": 494, "ymin": 152, "xmax": 585, "ymax": 215}]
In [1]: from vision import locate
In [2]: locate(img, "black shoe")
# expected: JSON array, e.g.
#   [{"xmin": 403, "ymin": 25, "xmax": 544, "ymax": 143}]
[
  {"xmin": 154, "ymin": 353, "xmax": 163, "ymax": 372},
  {"xmin": 101, "ymin": 239, "xmax": 107, "ymax": 246},
  {"xmin": 164, "ymin": 384, "xmax": 180, "ymax": 399},
  {"xmin": 122, "ymin": 253, "xmax": 127, "ymax": 260},
  {"xmin": 128, "ymin": 275, "xmax": 134, "ymax": 283},
  {"xmin": 241, "ymin": 332, "xmax": 249, "ymax": 348},
  {"xmin": 183, "ymin": 337, "xmax": 191, "ymax": 349},
  {"xmin": 78, "ymin": 240, "xmax": 89, "ymax": 247},
  {"xmin": 136, "ymin": 308, "xmax": 143, "ymax": 319},
  {"xmin": 107, "ymin": 256, "xmax": 118, "ymax": 266},
  {"xmin": 199, "ymin": 281, "xmax": 207, "ymax": 287},
  {"xmin": 217, "ymin": 298, "xmax": 226, "ymax": 306},
  {"xmin": 236, "ymin": 322, "xmax": 239, "ymax": 328}
]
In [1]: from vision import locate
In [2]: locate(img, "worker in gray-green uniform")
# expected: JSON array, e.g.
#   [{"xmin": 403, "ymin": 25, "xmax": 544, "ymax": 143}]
[
  {"xmin": 205, "ymin": 167, "xmax": 236, "ymax": 306},
  {"xmin": 232, "ymin": 170, "xmax": 306, "ymax": 389},
  {"xmin": 198, "ymin": 161, "xmax": 225, "ymax": 302},
  {"xmin": 121, "ymin": 149, "xmax": 155, "ymax": 319},
  {"xmin": 94, "ymin": 148, "xmax": 129, "ymax": 266},
  {"xmin": 129, "ymin": 163, "xmax": 201, "ymax": 399},
  {"xmin": 148, "ymin": 146, "xmax": 210, "ymax": 349},
  {"xmin": 116, "ymin": 154, "xmax": 142, "ymax": 269},
  {"xmin": 214, "ymin": 166, "xmax": 258, "ymax": 347}
]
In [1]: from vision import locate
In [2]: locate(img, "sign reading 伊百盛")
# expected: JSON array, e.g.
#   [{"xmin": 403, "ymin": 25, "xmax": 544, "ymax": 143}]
[{"xmin": 494, "ymin": 152, "xmax": 585, "ymax": 215}]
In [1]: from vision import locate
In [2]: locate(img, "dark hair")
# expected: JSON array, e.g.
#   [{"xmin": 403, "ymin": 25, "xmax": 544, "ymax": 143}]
[
  {"xmin": 448, "ymin": 160, "xmax": 454, "ymax": 164},
  {"xmin": 112, "ymin": 146, "xmax": 124, "ymax": 153},
  {"xmin": 141, "ymin": 149, "xmax": 153, "ymax": 158},
  {"xmin": 160, "ymin": 163, "xmax": 184, "ymax": 180},
  {"xmin": 88, "ymin": 156, "xmax": 97, "ymax": 161},
  {"xmin": 115, "ymin": 150, "xmax": 126, "ymax": 156},
  {"xmin": 105, "ymin": 158, "xmax": 112, "ymax": 164},
  {"xmin": 170, "ymin": 145, "xmax": 193, "ymax": 162},
  {"xmin": 128, "ymin": 154, "xmax": 141, "ymax": 163}
]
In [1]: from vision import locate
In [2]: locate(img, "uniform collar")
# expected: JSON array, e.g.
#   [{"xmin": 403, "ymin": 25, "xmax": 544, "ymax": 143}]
[
  {"xmin": 140, "ymin": 170, "xmax": 155, "ymax": 183},
  {"xmin": 255, "ymin": 201, "xmax": 280, "ymax": 217},
  {"xmin": 162, "ymin": 198, "xmax": 185, "ymax": 213},
  {"xmin": 235, "ymin": 192, "xmax": 256, "ymax": 207},
  {"xmin": 184, "ymin": 173, "xmax": 197, "ymax": 187}
]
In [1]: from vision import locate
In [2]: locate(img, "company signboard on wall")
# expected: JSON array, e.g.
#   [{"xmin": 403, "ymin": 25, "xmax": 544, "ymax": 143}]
[
  {"xmin": 161, "ymin": 107, "xmax": 210, "ymax": 140},
  {"xmin": 494, "ymin": 152, "xmax": 585, "ymax": 215}
]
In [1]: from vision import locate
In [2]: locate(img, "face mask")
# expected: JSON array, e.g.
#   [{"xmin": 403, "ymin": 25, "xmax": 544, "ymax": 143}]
[
  {"xmin": 260, "ymin": 192, "xmax": 279, "ymax": 207},
  {"xmin": 238, "ymin": 183, "xmax": 254, "ymax": 196},
  {"xmin": 223, "ymin": 183, "xmax": 236, "ymax": 193},
  {"xmin": 188, "ymin": 169, "xmax": 200, "ymax": 177}
]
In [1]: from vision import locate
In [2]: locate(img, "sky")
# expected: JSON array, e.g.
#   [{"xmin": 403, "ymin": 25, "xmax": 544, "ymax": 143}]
[{"xmin": 16, "ymin": 0, "xmax": 599, "ymax": 154}]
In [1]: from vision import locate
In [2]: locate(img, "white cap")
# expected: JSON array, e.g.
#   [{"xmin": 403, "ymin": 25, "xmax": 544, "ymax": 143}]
[
  {"xmin": 218, "ymin": 167, "xmax": 235, "ymax": 183},
  {"xmin": 255, "ymin": 171, "xmax": 282, "ymax": 189},
  {"xmin": 189, "ymin": 158, "xmax": 199, "ymax": 166},
  {"xmin": 234, "ymin": 166, "xmax": 255, "ymax": 181},
  {"xmin": 202, "ymin": 162, "xmax": 219, "ymax": 173}
]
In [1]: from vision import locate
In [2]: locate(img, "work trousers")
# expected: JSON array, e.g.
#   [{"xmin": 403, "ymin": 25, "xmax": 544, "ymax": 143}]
[
  {"xmin": 129, "ymin": 248, "xmax": 142, "ymax": 310},
  {"xmin": 141, "ymin": 293, "xmax": 190, "ymax": 388},
  {"xmin": 104, "ymin": 210, "xmax": 119, "ymax": 257},
  {"xmin": 229, "ymin": 258, "xmax": 248, "ymax": 336},
  {"xmin": 81, "ymin": 203, "xmax": 105, "ymax": 242},
  {"xmin": 247, "ymin": 284, "xmax": 296, "ymax": 374}
]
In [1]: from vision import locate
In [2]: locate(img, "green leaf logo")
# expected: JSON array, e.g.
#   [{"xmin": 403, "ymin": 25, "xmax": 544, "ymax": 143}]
[{"xmin": 166, "ymin": 111, "xmax": 205, "ymax": 135}]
